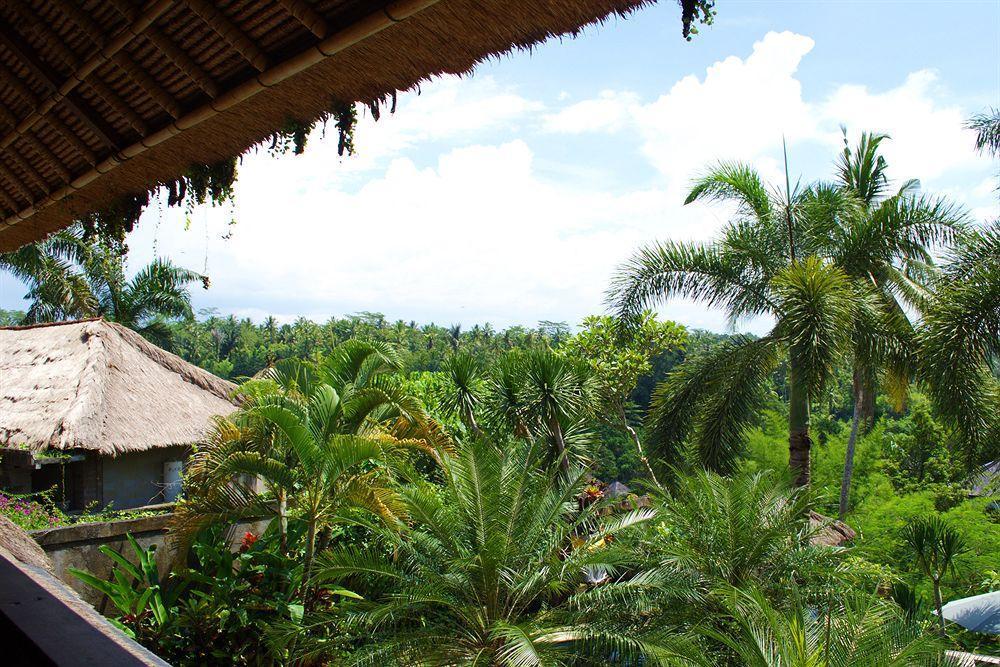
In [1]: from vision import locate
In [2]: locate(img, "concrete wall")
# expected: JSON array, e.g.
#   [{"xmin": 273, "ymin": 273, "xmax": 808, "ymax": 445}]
[
  {"xmin": 31, "ymin": 511, "xmax": 270, "ymax": 609},
  {"xmin": 101, "ymin": 446, "xmax": 189, "ymax": 510}
]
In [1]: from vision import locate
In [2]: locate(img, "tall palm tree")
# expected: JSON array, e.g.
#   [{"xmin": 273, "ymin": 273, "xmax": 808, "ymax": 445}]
[
  {"xmin": 297, "ymin": 436, "xmax": 700, "ymax": 666},
  {"xmin": 814, "ymin": 131, "xmax": 967, "ymax": 518},
  {"xmin": 901, "ymin": 516, "xmax": 967, "ymax": 633},
  {"xmin": 0, "ymin": 225, "xmax": 205, "ymax": 345},
  {"xmin": 918, "ymin": 222, "xmax": 1000, "ymax": 465},
  {"xmin": 518, "ymin": 348, "xmax": 596, "ymax": 474},
  {"xmin": 609, "ymin": 163, "xmax": 863, "ymax": 484},
  {"xmin": 706, "ymin": 587, "xmax": 942, "ymax": 666},
  {"xmin": 440, "ymin": 350, "xmax": 484, "ymax": 435}
]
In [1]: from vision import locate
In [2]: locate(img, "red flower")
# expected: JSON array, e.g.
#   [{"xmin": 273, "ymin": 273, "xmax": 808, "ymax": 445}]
[{"xmin": 240, "ymin": 531, "xmax": 258, "ymax": 552}]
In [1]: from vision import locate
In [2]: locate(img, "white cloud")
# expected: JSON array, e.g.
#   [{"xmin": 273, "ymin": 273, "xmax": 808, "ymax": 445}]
[
  {"xmin": 544, "ymin": 31, "xmax": 817, "ymax": 189},
  {"xmin": 116, "ymin": 30, "xmax": 995, "ymax": 335},
  {"xmin": 818, "ymin": 70, "xmax": 981, "ymax": 184},
  {"xmin": 133, "ymin": 140, "xmax": 715, "ymax": 328},
  {"xmin": 543, "ymin": 90, "xmax": 640, "ymax": 133}
]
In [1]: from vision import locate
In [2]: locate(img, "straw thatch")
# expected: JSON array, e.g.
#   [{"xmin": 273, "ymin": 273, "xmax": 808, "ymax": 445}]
[
  {"xmin": 809, "ymin": 510, "xmax": 857, "ymax": 548},
  {"xmin": 0, "ymin": 0, "xmax": 657, "ymax": 251},
  {"xmin": 0, "ymin": 514, "xmax": 53, "ymax": 571},
  {"xmin": 0, "ymin": 319, "xmax": 237, "ymax": 455}
]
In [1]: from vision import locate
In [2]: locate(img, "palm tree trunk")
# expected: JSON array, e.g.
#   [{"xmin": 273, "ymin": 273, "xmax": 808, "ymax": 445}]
[
  {"xmin": 548, "ymin": 413, "xmax": 570, "ymax": 475},
  {"xmin": 301, "ymin": 517, "xmax": 318, "ymax": 611},
  {"xmin": 839, "ymin": 385, "xmax": 864, "ymax": 520},
  {"xmin": 933, "ymin": 578, "xmax": 946, "ymax": 634},
  {"xmin": 463, "ymin": 406, "xmax": 482, "ymax": 437},
  {"xmin": 788, "ymin": 364, "xmax": 811, "ymax": 487},
  {"xmin": 619, "ymin": 404, "xmax": 659, "ymax": 487},
  {"xmin": 278, "ymin": 491, "xmax": 288, "ymax": 554}
]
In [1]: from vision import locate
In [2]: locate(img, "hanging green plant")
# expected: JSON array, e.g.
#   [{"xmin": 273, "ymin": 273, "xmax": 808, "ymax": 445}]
[{"xmin": 79, "ymin": 93, "xmax": 396, "ymax": 254}]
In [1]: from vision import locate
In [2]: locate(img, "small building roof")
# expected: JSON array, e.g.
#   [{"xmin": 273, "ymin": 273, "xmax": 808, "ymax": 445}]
[
  {"xmin": 808, "ymin": 511, "xmax": 857, "ymax": 548},
  {"xmin": 0, "ymin": 319, "xmax": 237, "ymax": 455},
  {"xmin": 606, "ymin": 481, "xmax": 631, "ymax": 498}
]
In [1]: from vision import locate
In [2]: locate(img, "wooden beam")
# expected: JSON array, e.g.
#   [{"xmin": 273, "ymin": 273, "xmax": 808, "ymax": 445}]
[
  {"xmin": 0, "ymin": 103, "xmax": 17, "ymax": 130},
  {"xmin": 0, "ymin": 60, "xmax": 40, "ymax": 108},
  {"xmin": 49, "ymin": 0, "xmax": 106, "ymax": 49},
  {"xmin": 0, "ymin": 25, "xmax": 124, "ymax": 151},
  {"xmin": 2, "ymin": 1, "xmax": 82, "ymax": 71},
  {"xmin": 85, "ymin": 77, "xmax": 148, "ymax": 136},
  {"xmin": 7, "ymin": 146, "xmax": 49, "ymax": 193},
  {"xmin": 0, "ymin": 162, "xmax": 34, "ymax": 204},
  {"xmin": 144, "ymin": 27, "xmax": 218, "ymax": 98},
  {"xmin": 274, "ymin": 0, "xmax": 328, "ymax": 39},
  {"xmin": 114, "ymin": 52, "xmax": 182, "ymax": 119},
  {"xmin": 182, "ymin": 0, "xmax": 269, "ymax": 71},
  {"xmin": 47, "ymin": 115, "xmax": 98, "ymax": 166},
  {"xmin": 25, "ymin": 133, "xmax": 73, "ymax": 184}
]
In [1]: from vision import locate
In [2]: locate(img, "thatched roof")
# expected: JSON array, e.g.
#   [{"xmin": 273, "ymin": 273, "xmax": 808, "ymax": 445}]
[
  {"xmin": 0, "ymin": 514, "xmax": 52, "ymax": 571},
  {"xmin": 809, "ymin": 511, "xmax": 856, "ymax": 548},
  {"xmin": 0, "ymin": 0, "xmax": 657, "ymax": 251},
  {"xmin": 0, "ymin": 319, "xmax": 237, "ymax": 455}
]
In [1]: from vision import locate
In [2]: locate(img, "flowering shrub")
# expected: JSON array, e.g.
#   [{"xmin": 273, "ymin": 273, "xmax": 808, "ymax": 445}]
[{"xmin": 0, "ymin": 491, "xmax": 67, "ymax": 530}]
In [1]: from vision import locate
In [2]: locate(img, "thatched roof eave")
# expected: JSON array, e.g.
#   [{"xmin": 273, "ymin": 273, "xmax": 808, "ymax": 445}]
[{"xmin": 0, "ymin": 0, "xmax": 661, "ymax": 251}]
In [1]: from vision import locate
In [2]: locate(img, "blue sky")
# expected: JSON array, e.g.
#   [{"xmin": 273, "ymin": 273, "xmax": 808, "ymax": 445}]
[{"xmin": 2, "ymin": 0, "xmax": 998, "ymax": 333}]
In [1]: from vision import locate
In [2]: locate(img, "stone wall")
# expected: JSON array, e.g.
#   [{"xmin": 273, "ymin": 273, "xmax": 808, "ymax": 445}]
[{"xmin": 31, "ymin": 510, "xmax": 269, "ymax": 609}]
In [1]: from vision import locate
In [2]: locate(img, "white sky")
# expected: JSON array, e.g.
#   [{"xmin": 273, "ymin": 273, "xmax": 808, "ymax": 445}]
[{"xmin": 3, "ymin": 3, "xmax": 998, "ymax": 334}]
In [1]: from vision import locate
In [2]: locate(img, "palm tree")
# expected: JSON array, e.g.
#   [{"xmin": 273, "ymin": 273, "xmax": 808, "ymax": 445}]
[
  {"xmin": 968, "ymin": 108, "xmax": 1000, "ymax": 158},
  {"xmin": 440, "ymin": 350, "xmax": 484, "ymax": 435},
  {"xmin": 0, "ymin": 225, "xmax": 205, "ymax": 345},
  {"xmin": 298, "ymin": 436, "xmax": 700, "ymax": 666},
  {"xmin": 518, "ymin": 348, "xmax": 595, "ymax": 474},
  {"xmin": 172, "ymin": 340, "xmax": 449, "ymax": 605},
  {"xmin": 706, "ymin": 587, "xmax": 942, "ymax": 666},
  {"xmin": 85, "ymin": 252, "xmax": 205, "ymax": 347},
  {"xmin": 901, "ymin": 516, "xmax": 967, "ymax": 633},
  {"xmin": 652, "ymin": 469, "xmax": 818, "ymax": 596},
  {"xmin": 610, "ymin": 163, "xmax": 862, "ymax": 484},
  {"xmin": 0, "ymin": 225, "xmax": 95, "ymax": 322},
  {"xmin": 816, "ymin": 131, "xmax": 967, "ymax": 518},
  {"xmin": 918, "ymin": 222, "xmax": 1000, "ymax": 465}
]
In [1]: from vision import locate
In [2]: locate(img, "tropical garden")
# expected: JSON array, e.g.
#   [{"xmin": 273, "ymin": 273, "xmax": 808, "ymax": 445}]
[{"xmin": 1, "ymin": 111, "xmax": 998, "ymax": 664}]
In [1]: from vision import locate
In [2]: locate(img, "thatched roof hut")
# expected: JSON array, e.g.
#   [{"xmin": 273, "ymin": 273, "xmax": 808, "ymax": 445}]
[
  {"xmin": 0, "ymin": 318, "xmax": 237, "ymax": 455},
  {"xmin": 809, "ymin": 511, "xmax": 857, "ymax": 548},
  {"xmin": 0, "ymin": 0, "xmax": 661, "ymax": 251}
]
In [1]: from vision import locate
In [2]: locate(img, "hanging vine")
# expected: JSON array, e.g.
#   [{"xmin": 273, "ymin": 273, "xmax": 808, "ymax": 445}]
[
  {"xmin": 679, "ymin": 0, "xmax": 716, "ymax": 40},
  {"xmin": 79, "ymin": 93, "xmax": 399, "ymax": 255}
]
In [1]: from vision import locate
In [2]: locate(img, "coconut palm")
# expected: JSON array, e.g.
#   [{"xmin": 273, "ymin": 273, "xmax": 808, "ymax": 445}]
[
  {"xmin": 610, "ymin": 163, "xmax": 867, "ymax": 484},
  {"xmin": 901, "ymin": 516, "xmax": 968, "ymax": 633},
  {"xmin": 0, "ymin": 225, "xmax": 95, "ymax": 322},
  {"xmin": 172, "ymin": 340, "xmax": 449, "ymax": 604},
  {"xmin": 706, "ymin": 587, "xmax": 943, "ymax": 666},
  {"xmin": 811, "ymin": 131, "xmax": 968, "ymax": 518},
  {"xmin": 298, "ymin": 436, "xmax": 701, "ymax": 666},
  {"xmin": 1, "ymin": 226, "xmax": 205, "ymax": 346},
  {"xmin": 917, "ymin": 222, "xmax": 1000, "ymax": 464},
  {"xmin": 85, "ymin": 252, "xmax": 205, "ymax": 347}
]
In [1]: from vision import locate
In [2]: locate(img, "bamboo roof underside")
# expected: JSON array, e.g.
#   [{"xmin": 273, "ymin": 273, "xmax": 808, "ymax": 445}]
[{"xmin": 0, "ymin": 0, "xmax": 654, "ymax": 251}]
